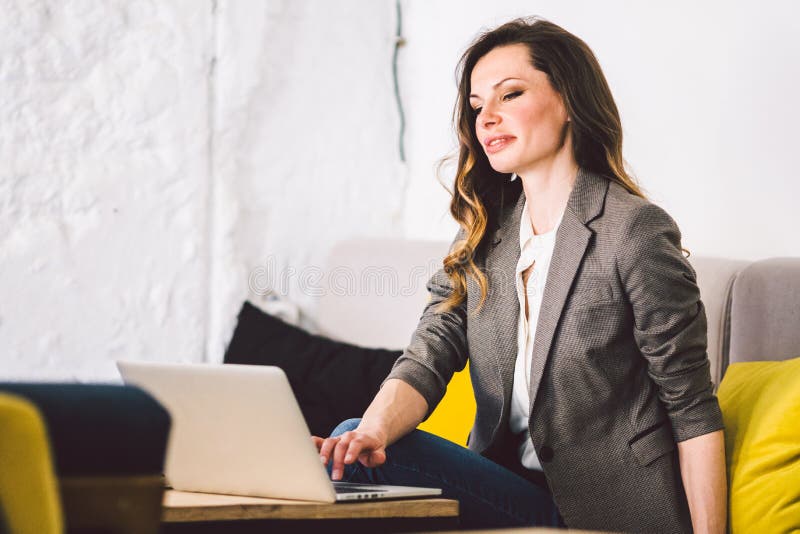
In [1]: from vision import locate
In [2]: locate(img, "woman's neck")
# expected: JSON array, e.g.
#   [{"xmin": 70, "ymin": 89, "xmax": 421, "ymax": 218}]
[{"xmin": 517, "ymin": 154, "xmax": 578, "ymax": 235}]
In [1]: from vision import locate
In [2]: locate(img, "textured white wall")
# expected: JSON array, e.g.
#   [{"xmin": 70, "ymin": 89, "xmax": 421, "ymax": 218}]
[
  {"xmin": 1, "ymin": 1, "xmax": 798, "ymax": 380},
  {"xmin": 208, "ymin": 0, "xmax": 405, "ymax": 358},
  {"xmin": 0, "ymin": 1, "xmax": 213, "ymax": 380},
  {"xmin": 0, "ymin": 0, "xmax": 405, "ymax": 379}
]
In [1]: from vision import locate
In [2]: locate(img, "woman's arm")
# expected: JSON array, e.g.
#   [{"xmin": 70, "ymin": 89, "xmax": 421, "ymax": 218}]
[
  {"xmin": 359, "ymin": 378, "xmax": 429, "ymax": 445},
  {"xmin": 316, "ymin": 378, "xmax": 428, "ymax": 479},
  {"xmin": 677, "ymin": 430, "xmax": 727, "ymax": 534},
  {"xmin": 615, "ymin": 202, "xmax": 727, "ymax": 528},
  {"xmin": 317, "ymin": 229, "xmax": 470, "ymax": 479}
]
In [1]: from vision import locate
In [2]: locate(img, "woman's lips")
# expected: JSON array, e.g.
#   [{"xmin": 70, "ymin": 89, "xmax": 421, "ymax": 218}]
[{"xmin": 484, "ymin": 136, "xmax": 516, "ymax": 154}]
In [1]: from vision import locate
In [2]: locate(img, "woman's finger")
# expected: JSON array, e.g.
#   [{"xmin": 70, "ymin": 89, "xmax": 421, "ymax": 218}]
[
  {"xmin": 360, "ymin": 448, "xmax": 386, "ymax": 468},
  {"xmin": 331, "ymin": 432, "xmax": 360, "ymax": 480},
  {"xmin": 318, "ymin": 436, "xmax": 340, "ymax": 466}
]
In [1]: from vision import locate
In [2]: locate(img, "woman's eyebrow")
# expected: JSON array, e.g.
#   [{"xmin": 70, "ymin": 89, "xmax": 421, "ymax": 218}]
[{"xmin": 469, "ymin": 77, "xmax": 524, "ymax": 99}]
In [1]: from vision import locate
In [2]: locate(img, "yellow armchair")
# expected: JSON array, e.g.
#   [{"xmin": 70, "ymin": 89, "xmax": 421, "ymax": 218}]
[{"xmin": 0, "ymin": 393, "xmax": 63, "ymax": 534}]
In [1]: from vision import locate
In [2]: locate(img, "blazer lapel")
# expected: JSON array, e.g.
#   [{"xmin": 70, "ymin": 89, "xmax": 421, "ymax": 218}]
[
  {"xmin": 527, "ymin": 169, "xmax": 609, "ymax": 412},
  {"xmin": 482, "ymin": 189, "xmax": 526, "ymax": 418}
]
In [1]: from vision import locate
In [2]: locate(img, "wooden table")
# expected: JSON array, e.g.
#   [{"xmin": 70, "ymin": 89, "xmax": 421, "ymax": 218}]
[{"xmin": 161, "ymin": 489, "xmax": 460, "ymax": 533}]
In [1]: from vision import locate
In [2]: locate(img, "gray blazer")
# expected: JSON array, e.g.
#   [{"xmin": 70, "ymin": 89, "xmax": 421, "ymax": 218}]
[{"xmin": 385, "ymin": 168, "xmax": 724, "ymax": 532}]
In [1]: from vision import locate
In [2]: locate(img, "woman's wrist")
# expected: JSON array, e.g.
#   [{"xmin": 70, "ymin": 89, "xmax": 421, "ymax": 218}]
[{"xmin": 355, "ymin": 419, "xmax": 389, "ymax": 444}]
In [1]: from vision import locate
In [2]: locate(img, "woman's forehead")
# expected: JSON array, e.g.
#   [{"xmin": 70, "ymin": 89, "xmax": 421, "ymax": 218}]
[{"xmin": 470, "ymin": 45, "xmax": 541, "ymax": 93}]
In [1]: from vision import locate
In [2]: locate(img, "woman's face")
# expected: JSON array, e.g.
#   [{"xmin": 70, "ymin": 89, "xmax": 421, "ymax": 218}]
[{"xmin": 469, "ymin": 44, "xmax": 570, "ymax": 176}]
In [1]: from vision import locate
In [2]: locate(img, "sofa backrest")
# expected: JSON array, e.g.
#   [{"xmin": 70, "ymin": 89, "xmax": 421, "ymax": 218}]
[
  {"xmin": 317, "ymin": 238, "xmax": 449, "ymax": 349},
  {"xmin": 318, "ymin": 239, "xmax": 798, "ymax": 384},
  {"xmin": 727, "ymin": 258, "xmax": 800, "ymax": 366}
]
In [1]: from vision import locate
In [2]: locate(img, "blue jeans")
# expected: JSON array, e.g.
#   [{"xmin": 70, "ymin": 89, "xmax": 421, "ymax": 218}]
[{"xmin": 329, "ymin": 419, "xmax": 565, "ymax": 530}]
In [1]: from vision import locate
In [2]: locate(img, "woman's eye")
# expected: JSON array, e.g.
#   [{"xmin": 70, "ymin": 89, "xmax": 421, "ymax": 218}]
[{"xmin": 472, "ymin": 91, "xmax": 521, "ymax": 117}]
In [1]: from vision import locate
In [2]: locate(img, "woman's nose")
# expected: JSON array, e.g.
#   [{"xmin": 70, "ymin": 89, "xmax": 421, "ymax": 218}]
[{"xmin": 479, "ymin": 105, "xmax": 500, "ymax": 129}]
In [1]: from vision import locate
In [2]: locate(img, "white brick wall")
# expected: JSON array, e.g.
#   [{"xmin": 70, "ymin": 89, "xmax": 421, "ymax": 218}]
[
  {"xmin": 1, "ymin": 1, "xmax": 213, "ymax": 380},
  {"xmin": 208, "ymin": 0, "xmax": 406, "ymax": 361},
  {"xmin": 0, "ymin": 0, "xmax": 406, "ymax": 380}
]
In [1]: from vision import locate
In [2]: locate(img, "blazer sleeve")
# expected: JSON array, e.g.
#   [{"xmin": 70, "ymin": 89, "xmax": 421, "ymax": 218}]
[
  {"xmin": 616, "ymin": 203, "xmax": 724, "ymax": 442},
  {"xmin": 382, "ymin": 229, "xmax": 470, "ymax": 419}
]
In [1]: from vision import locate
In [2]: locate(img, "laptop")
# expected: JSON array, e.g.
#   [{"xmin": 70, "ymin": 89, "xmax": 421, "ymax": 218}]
[{"xmin": 116, "ymin": 361, "xmax": 442, "ymax": 502}]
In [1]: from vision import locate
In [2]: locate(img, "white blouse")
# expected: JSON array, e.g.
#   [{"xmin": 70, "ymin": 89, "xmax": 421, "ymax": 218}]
[{"xmin": 508, "ymin": 192, "xmax": 563, "ymax": 471}]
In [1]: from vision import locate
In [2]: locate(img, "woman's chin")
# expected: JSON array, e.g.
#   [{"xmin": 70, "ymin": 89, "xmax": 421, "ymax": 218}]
[
  {"xmin": 485, "ymin": 152, "xmax": 519, "ymax": 175},
  {"xmin": 488, "ymin": 161, "xmax": 516, "ymax": 175}
]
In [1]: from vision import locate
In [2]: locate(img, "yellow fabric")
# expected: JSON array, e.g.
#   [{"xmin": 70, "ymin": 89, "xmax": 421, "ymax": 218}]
[
  {"xmin": 717, "ymin": 357, "xmax": 800, "ymax": 533},
  {"xmin": 0, "ymin": 393, "xmax": 63, "ymax": 534},
  {"xmin": 417, "ymin": 366, "xmax": 476, "ymax": 446}
]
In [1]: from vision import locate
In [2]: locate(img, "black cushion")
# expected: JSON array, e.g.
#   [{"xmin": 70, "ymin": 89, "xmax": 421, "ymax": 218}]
[
  {"xmin": 224, "ymin": 301, "xmax": 401, "ymax": 437},
  {"xmin": 0, "ymin": 384, "xmax": 170, "ymax": 476}
]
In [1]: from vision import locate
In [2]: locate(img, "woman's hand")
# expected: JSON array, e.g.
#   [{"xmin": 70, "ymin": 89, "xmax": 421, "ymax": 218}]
[
  {"xmin": 311, "ymin": 427, "xmax": 388, "ymax": 481},
  {"xmin": 310, "ymin": 379, "xmax": 428, "ymax": 481}
]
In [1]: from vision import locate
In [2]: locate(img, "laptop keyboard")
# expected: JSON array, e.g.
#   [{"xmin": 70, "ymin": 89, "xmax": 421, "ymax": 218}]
[{"xmin": 333, "ymin": 483, "xmax": 388, "ymax": 494}]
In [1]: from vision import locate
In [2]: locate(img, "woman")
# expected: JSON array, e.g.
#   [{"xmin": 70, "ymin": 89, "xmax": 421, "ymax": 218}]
[{"xmin": 314, "ymin": 18, "xmax": 726, "ymax": 532}]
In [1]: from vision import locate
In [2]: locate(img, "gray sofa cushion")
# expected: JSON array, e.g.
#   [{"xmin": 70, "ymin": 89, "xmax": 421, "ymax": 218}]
[{"xmin": 728, "ymin": 258, "xmax": 800, "ymax": 366}]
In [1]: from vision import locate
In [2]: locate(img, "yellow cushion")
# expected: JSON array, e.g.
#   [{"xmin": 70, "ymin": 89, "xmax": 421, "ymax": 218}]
[
  {"xmin": 417, "ymin": 366, "xmax": 476, "ymax": 446},
  {"xmin": 0, "ymin": 393, "xmax": 63, "ymax": 534},
  {"xmin": 717, "ymin": 357, "xmax": 800, "ymax": 533}
]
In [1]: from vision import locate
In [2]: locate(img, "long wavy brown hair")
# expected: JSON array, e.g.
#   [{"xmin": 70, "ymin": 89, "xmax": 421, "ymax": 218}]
[{"xmin": 437, "ymin": 17, "xmax": 645, "ymax": 315}]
